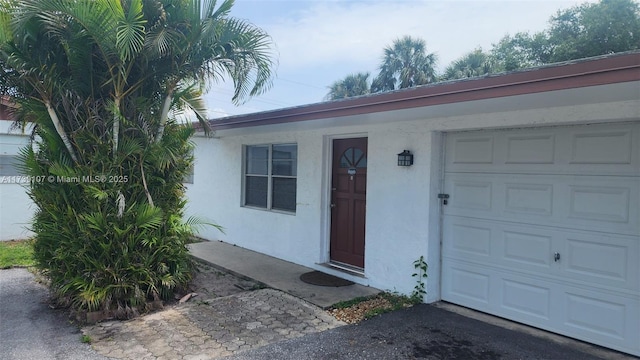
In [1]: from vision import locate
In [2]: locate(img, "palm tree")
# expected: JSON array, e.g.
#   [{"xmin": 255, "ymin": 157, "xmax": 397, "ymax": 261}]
[
  {"xmin": 0, "ymin": 0, "xmax": 275, "ymax": 316},
  {"xmin": 441, "ymin": 49, "xmax": 495, "ymax": 81},
  {"xmin": 371, "ymin": 36, "xmax": 437, "ymax": 92},
  {"xmin": 325, "ymin": 72, "xmax": 371, "ymax": 100},
  {"xmin": 146, "ymin": 0, "xmax": 275, "ymax": 142}
]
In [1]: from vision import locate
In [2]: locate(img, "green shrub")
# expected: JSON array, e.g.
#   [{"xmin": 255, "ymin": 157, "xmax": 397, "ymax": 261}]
[
  {"xmin": 24, "ymin": 123, "xmax": 195, "ymax": 316},
  {"xmin": 1, "ymin": 0, "xmax": 272, "ymax": 318}
]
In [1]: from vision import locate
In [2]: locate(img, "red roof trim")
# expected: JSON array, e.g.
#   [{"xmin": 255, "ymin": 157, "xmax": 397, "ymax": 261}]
[{"xmin": 208, "ymin": 52, "xmax": 640, "ymax": 131}]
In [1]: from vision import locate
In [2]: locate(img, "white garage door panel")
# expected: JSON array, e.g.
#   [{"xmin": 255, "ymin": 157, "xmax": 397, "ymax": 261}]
[
  {"xmin": 445, "ymin": 124, "xmax": 640, "ymax": 176},
  {"xmin": 442, "ymin": 259, "xmax": 640, "ymax": 353},
  {"xmin": 444, "ymin": 263, "xmax": 491, "ymax": 306},
  {"xmin": 442, "ymin": 123, "xmax": 640, "ymax": 356},
  {"xmin": 444, "ymin": 218, "xmax": 639, "ymax": 293},
  {"xmin": 563, "ymin": 234, "xmax": 638, "ymax": 289},
  {"xmin": 443, "ymin": 173, "xmax": 639, "ymax": 236},
  {"xmin": 561, "ymin": 288, "xmax": 640, "ymax": 351}
]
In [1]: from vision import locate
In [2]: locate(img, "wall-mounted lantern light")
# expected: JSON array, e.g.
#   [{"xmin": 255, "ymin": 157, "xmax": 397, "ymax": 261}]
[{"xmin": 397, "ymin": 150, "xmax": 414, "ymax": 166}]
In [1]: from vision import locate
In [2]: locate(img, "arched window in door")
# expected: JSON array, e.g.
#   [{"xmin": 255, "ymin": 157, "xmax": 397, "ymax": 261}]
[{"xmin": 339, "ymin": 147, "xmax": 367, "ymax": 168}]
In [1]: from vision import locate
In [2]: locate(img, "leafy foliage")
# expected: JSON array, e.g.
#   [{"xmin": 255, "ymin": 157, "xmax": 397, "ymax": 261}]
[
  {"xmin": 410, "ymin": 255, "xmax": 427, "ymax": 303},
  {"xmin": 24, "ymin": 121, "xmax": 197, "ymax": 315},
  {"xmin": 441, "ymin": 48, "xmax": 496, "ymax": 81},
  {"xmin": 325, "ymin": 36, "xmax": 438, "ymax": 99},
  {"xmin": 488, "ymin": 0, "xmax": 640, "ymax": 72},
  {"xmin": 325, "ymin": 72, "xmax": 371, "ymax": 100},
  {"xmin": 0, "ymin": 0, "xmax": 274, "ymax": 316},
  {"xmin": 488, "ymin": 32, "xmax": 551, "ymax": 72},
  {"xmin": 547, "ymin": 0, "xmax": 640, "ymax": 62},
  {"xmin": 371, "ymin": 36, "xmax": 438, "ymax": 92}
]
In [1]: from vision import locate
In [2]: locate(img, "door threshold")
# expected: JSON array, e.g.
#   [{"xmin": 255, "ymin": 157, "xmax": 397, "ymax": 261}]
[{"xmin": 324, "ymin": 261, "xmax": 365, "ymax": 277}]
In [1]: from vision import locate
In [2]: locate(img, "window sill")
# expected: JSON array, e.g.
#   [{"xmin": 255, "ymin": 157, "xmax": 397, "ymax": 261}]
[{"xmin": 241, "ymin": 205, "xmax": 296, "ymax": 216}]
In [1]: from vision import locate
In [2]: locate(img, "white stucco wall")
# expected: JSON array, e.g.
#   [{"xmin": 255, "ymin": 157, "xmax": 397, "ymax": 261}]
[
  {"xmin": 187, "ymin": 83, "xmax": 640, "ymax": 301},
  {"xmin": 186, "ymin": 121, "xmax": 437, "ymax": 295},
  {"xmin": 0, "ymin": 120, "xmax": 34, "ymax": 240}
]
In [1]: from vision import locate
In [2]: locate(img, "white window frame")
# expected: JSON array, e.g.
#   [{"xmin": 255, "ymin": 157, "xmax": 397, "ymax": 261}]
[
  {"xmin": 242, "ymin": 143, "xmax": 297, "ymax": 213},
  {"xmin": 0, "ymin": 155, "xmax": 21, "ymax": 176},
  {"xmin": 183, "ymin": 164, "xmax": 194, "ymax": 184}
]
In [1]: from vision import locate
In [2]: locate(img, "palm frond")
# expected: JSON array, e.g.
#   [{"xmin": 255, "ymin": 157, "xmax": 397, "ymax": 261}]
[
  {"xmin": 183, "ymin": 215, "xmax": 224, "ymax": 234},
  {"xmin": 202, "ymin": 17, "xmax": 276, "ymax": 104},
  {"xmin": 174, "ymin": 83, "xmax": 212, "ymax": 135},
  {"xmin": 135, "ymin": 203, "xmax": 164, "ymax": 230},
  {"xmin": 145, "ymin": 25, "xmax": 180, "ymax": 58},
  {"xmin": 109, "ymin": 0, "xmax": 146, "ymax": 62}
]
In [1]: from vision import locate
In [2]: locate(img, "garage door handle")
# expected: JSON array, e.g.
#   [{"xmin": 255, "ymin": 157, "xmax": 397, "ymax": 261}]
[{"xmin": 554, "ymin": 252, "xmax": 561, "ymax": 262}]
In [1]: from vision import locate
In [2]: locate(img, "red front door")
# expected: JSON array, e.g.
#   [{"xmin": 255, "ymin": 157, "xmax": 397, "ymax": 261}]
[{"xmin": 330, "ymin": 137, "xmax": 367, "ymax": 269}]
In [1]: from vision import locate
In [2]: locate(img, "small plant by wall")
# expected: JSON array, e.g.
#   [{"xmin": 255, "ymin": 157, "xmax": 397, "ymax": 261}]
[{"xmin": 411, "ymin": 255, "xmax": 428, "ymax": 303}]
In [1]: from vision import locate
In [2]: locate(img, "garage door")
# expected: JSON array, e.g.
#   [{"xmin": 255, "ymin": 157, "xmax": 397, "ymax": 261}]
[{"xmin": 441, "ymin": 123, "xmax": 639, "ymax": 356}]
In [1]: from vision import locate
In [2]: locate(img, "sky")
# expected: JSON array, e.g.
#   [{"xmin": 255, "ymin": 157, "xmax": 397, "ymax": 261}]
[{"xmin": 202, "ymin": 0, "xmax": 597, "ymax": 119}]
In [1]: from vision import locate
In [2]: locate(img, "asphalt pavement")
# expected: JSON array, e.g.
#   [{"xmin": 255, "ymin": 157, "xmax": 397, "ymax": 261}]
[
  {"xmin": 0, "ymin": 268, "xmax": 109, "ymax": 360},
  {"xmin": 223, "ymin": 303, "xmax": 619, "ymax": 360}
]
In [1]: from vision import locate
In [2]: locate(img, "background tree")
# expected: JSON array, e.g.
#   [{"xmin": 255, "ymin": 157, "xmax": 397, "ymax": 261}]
[
  {"xmin": 325, "ymin": 72, "xmax": 371, "ymax": 100},
  {"xmin": 441, "ymin": 48, "xmax": 496, "ymax": 81},
  {"xmin": 547, "ymin": 0, "xmax": 640, "ymax": 62},
  {"xmin": 371, "ymin": 36, "xmax": 437, "ymax": 92},
  {"xmin": 489, "ymin": 32, "xmax": 551, "ymax": 72},
  {"xmin": 0, "ymin": 0, "xmax": 274, "ymax": 317},
  {"xmin": 322, "ymin": 0, "xmax": 640, "ymax": 97},
  {"xmin": 489, "ymin": 0, "xmax": 639, "ymax": 71}
]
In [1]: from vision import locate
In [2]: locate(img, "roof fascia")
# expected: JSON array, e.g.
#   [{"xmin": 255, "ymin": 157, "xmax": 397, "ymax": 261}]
[{"xmin": 207, "ymin": 52, "xmax": 640, "ymax": 131}]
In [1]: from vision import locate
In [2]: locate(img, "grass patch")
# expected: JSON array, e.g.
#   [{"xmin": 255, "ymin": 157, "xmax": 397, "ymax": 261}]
[
  {"xmin": 331, "ymin": 295, "xmax": 377, "ymax": 309},
  {"xmin": 0, "ymin": 239, "xmax": 35, "ymax": 269},
  {"xmin": 363, "ymin": 292, "xmax": 416, "ymax": 319},
  {"xmin": 80, "ymin": 334, "xmax": 92, "ymax": 344}
]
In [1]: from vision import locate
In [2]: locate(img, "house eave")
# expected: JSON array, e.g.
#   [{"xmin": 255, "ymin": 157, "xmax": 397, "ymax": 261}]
[{"xmin": 201, "ymin": 51, "xmax": 640, "ymax": 133}]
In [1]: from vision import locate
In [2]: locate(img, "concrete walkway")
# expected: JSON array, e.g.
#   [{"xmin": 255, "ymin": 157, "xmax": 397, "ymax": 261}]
[{"xmin": 188, "ymin": 241, "xmax": 380, "ymax": 308}]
